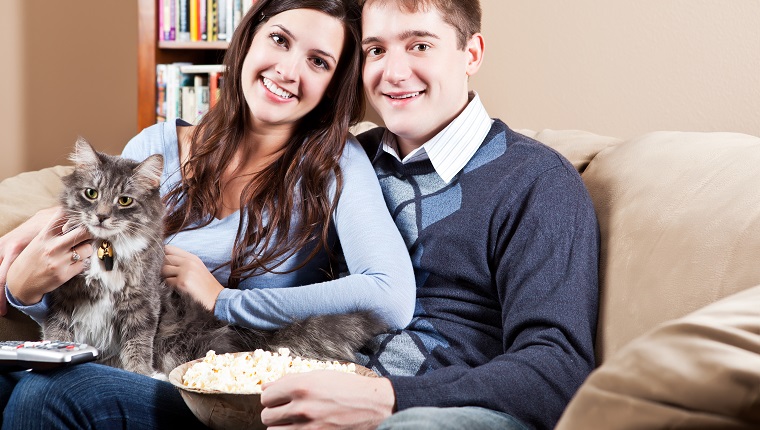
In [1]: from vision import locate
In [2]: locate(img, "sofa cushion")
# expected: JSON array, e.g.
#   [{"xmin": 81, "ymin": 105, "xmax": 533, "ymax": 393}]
[
  {"xmin": 517, "ymin": 128, "xmax": 622, "ymax": 173},
  {"xmin": 0, "ymin": 165, "xmax": 72, "ymax": 237},
  {"xmin": 582, "ymin": 131, "xmax": 760, "ymax": 362},
  {"xmin": 556, "ymin": 282, "xmax": 760, "ymax": 429}
]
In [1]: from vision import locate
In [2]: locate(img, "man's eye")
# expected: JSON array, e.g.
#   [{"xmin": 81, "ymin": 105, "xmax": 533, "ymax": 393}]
[
  {"xmin": 413, "ymin": 44, "xmax": 429, "ymax": 52},
  {"xmin": 84, "ymin": 188, "xmax": 98, "ymax": 200}
]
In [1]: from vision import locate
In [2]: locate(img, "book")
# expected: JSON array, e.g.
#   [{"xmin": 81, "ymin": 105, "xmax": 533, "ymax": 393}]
[
  {"xmin": 181, "ymin": 85, "xmax": 197, "ymax": 124},
  {"xmin": 156, "ymin": 64, "xmax": 168, "ymax": 122},
  {"xmin": 194, "ymin": 75, "xmax": 210, "ymax": 123},
  {"xmin": 209, "ymin": 71, "xmax": 222, "ymax": 108},
  {"xmin": 190, "ymin": 0, "xmax": 199, "ymax": 41},
  {"xmin": 218, "ymin": 0, "xmax": 227, "ymax": 41},
  {"xmin": 199, "ymin": 0, "xmax": 207, "ymax": 41},
  {"xmin": 178, "ymin": 0, "xmax": 190, "ymax": 41},
  {"xmin": 207, "ymin": 0, "xmax": 218, "ymax": 42}
]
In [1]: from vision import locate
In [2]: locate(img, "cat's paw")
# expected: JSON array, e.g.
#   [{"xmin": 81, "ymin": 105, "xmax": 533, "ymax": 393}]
[{"xmin": 151, "ymin": 371, "xmax": 169, "ymax": 381}]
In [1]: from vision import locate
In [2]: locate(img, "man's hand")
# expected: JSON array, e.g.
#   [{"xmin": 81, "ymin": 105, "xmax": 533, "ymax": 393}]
[
  {"xmin": 162, "ymin": 244, "xmax": 224, "ymax": 311},
  {"xmin": 260, "ymin": 370, "xmax": 395, "ymax": 430}
]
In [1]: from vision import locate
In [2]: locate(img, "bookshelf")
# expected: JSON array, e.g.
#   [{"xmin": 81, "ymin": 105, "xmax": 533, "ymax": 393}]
[{"xmin": 137, "ymin": 0, "xmax": 227, "ymax": 131}]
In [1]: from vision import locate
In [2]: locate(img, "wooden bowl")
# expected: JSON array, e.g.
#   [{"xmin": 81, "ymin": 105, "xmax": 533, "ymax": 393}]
[{"xmin": 169, "ymin": 352, "xmax": 377, "ymax": 430}]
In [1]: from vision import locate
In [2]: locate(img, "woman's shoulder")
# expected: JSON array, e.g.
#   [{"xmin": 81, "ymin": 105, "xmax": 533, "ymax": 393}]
[{"xmin": 122, "ymin": 119, "xmax": 184, "ymax": 162}]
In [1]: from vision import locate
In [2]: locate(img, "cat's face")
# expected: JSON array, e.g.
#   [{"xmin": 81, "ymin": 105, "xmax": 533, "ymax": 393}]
[{"xmin": 61, "ymin": 138, "xmax": 165, "ymax": 243}]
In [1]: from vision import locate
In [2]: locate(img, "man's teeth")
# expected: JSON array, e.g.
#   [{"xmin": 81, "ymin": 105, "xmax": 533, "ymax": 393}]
[
  {"xmin": 389, "ymin": 92, "xmax": 420, "ymax": 100},
  {"xmin": 262, "ymin": 77, "xmax": 293, "ymax": 99}
]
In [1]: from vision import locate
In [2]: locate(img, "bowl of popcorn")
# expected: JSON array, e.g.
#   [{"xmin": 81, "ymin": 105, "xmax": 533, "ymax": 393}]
[{"xmin": 169, "ymin": 348, "xmax": 376, "ymax": 430}]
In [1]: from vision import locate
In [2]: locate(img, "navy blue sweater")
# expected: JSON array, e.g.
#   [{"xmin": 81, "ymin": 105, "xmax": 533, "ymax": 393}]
[{"xmin": 356, "ymin": 120, "xmax": 600, "ymax": 430}]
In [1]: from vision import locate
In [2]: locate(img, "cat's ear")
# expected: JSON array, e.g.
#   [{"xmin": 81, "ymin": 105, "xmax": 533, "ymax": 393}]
[
  {"xmin": 133, "ymin": 154, "xmax": 164, "ymax": 190},
  {"xmin": 69, "ymin": 137, "xmax": 100, "ymax": 167}
]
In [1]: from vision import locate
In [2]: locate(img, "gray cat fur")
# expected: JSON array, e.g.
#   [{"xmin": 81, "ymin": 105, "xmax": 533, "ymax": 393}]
[{"xmin": 43, "ymin": 138, "xmax": 385, "ymax": 376}]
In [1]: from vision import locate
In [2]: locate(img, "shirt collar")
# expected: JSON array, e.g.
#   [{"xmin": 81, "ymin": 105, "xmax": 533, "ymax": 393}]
[{"xmin": 379, "ymin": 91, "xmax": 493, "ymax": 183}]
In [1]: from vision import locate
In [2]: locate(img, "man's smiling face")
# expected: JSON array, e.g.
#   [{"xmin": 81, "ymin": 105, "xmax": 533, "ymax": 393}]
[{"xmin": 361, "ymin": 2, "xmax": 473, "ymax": 154}]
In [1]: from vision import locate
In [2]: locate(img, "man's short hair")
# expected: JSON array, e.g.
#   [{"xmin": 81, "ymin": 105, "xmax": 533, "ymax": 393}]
[{"xmin": 360, "ymin": 0, "xmax": 482, "ymax": 49}]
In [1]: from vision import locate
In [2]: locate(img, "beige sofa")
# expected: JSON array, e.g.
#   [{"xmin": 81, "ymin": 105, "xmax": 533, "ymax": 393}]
[{"xmin": 2, "ymin": 126, "xmax": 760, "ymax": 427}]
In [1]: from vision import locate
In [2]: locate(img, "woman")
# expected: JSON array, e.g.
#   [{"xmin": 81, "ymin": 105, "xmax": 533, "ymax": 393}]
[{"xmin": 0, "ymin": 1, "xmax": 414, "ymax": 428}]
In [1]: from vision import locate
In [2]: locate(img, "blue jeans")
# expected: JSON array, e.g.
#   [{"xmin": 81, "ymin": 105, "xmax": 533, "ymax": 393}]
[
  {"xmin": 0, "ymin": 363, "xmax": 207, "ymax": 429},
  {"xmin": 1, "ymin": 364, "xmax": 527, "ymax": 430},
  {"xmin": 379, "ymin": 406, "xmax": 529, "ymax": 430}
]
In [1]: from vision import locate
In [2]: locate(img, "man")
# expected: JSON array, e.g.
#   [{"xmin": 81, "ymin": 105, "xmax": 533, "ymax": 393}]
[{"xmin": 258, "ymin": 1, "xmax": 600, "ymax": 429}]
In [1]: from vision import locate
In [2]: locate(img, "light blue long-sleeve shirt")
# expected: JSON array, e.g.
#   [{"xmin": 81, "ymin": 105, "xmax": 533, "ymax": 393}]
[{"xmin": 8, "ymin": 120, "xmax": 414, "ymax": 332}]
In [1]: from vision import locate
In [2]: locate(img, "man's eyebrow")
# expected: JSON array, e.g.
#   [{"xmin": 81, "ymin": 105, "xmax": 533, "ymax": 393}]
[
  {"xmin": 362, "ymin": 30, "xmax": 440, "ymax": 46},
  {"xmin": 273, "ymin": 24, "xmax": 337, "ymax": 64}
]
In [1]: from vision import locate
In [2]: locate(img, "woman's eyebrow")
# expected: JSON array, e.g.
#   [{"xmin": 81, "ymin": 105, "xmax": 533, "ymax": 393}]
[{"xmin": 273, "ymin": 24, "xmax": 337, "ymax": 64}]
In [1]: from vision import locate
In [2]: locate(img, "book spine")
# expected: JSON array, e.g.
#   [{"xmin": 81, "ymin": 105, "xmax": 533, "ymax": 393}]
[
  {"xmin": 209, "ymin": 71, "xmax": 220, "ymax": 108},
  {"xmin": 159, "ymin": 0, "xmax": 165, "ymax": 41},
  {"xmin": 156, "ymin": 64, "xmax": 168, "ymax": 122},
  {"xmin": 199, "ymin": 0, "xmax": 207, "ymax": 41},
  {"xmin": 178, "ymin": 0, "xmax": 190, "ymax": 41},
  {"xmin": 190, "ymin": 0, "xmax": 199, "ymax": 41},
  {"xmin": 207, "ymin": 0, "xmax": 217, "ymax": 42},
  {"xmin": 226, "ymin": 0, "xmax": 234, "ymax": 41},
  {"xmin": 194, "ymin": 75, "xmax": 210, "ymax": 123},
  {"xmin": 169, "ymin": 0, "xmax": 176, "ymax": 40},
  {"xmin": 218, "ymin": 0, "xmax": 227, "ymax": 41}
]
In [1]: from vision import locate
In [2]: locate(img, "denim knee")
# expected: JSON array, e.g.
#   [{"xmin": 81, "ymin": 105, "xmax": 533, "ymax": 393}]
[{"xmin": 378, "ymin": 406, "xmax": 529, "ymax": 430}]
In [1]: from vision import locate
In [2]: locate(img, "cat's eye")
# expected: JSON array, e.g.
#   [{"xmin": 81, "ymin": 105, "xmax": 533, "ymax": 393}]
[
  {"xmin": 84, "ymin": 188, "xmax": 98, "ymax": 200},
  {"xmin": 118, "ymin": 196, "xmax": 134, "ymax": 207}
]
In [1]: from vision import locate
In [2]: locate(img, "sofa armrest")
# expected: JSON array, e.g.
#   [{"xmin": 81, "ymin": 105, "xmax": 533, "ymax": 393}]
[{"xmin": 0, "ymin": 307, "xmax": 40, "ymax": 341}]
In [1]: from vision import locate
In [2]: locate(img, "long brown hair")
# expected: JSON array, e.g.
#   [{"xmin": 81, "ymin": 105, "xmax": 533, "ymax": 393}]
[{"xmin": 164, "ymin": 0, "xmax": 364, "ymax": 288}]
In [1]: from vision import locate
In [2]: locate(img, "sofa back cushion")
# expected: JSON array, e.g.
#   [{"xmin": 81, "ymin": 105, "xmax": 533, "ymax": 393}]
[{"xmin": 582, "ymin": 131, "xmax": 760, "ymax": 362}]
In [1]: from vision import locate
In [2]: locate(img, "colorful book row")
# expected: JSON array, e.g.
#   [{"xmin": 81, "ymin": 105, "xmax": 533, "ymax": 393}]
[
  {"xmin": 159, "ymin": 0, "xmax": 255, "ymax": 42},
  {"xmin": 156, "ymin": 63, "xmax": 225, "ymax": 124}
]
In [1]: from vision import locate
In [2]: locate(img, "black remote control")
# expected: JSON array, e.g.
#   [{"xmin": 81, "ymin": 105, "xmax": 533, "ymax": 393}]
[{"xmin": 0, "ymin": 340, "xmax": 99, "ymax": 372}]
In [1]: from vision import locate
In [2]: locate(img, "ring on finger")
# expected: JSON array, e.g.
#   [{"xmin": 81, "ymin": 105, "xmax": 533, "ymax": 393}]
[{"xmin": 71, "ymin": 249, "xmax": 81, "ymax": 263}]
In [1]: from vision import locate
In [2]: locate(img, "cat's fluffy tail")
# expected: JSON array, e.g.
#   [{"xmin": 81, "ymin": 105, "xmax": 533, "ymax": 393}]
[{"xmin": 241, "ymin": 311, "xmax": 387, "ymax": 362}]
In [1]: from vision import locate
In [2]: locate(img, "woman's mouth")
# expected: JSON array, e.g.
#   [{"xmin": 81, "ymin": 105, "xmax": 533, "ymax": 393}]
[{"xmin": 262, "ymin": 77, "xmax": 294, "ymax": 99}]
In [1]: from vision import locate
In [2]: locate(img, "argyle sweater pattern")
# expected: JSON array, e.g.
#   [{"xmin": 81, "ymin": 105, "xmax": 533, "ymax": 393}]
[{"xmin": 356, "ymin": 120, "xmax": 600, "ymax": 430}]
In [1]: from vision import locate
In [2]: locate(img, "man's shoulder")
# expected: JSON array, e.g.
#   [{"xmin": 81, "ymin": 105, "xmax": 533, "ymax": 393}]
[{"xmin": 355, "ymin": 127, "xmax": 386, "ymax": 159}]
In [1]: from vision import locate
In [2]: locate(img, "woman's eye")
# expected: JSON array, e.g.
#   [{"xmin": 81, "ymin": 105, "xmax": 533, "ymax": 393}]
[
  {"xmin": 118, "ymin": 196, "xmax": 134, "ymax": 207},
  {"xmin": 271, "ymin": 33, "xmax": 287, "ymax": 47},
  {"xmin": 311, "ymin": 58, "xmax": 328, "ymax": 70},
  {"xmin": 367, "ymin": 47, "xmax": 384, "ymax": 57},
  {"xmin": 84, "ymin": 188, "xmax": 98, "ymax": 200}
]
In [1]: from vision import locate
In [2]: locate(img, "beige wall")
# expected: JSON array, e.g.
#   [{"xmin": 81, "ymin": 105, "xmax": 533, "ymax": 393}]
[
  {"xmin": 0, "ymin": 0, "xmax": 137, "ymax": 181},
  {"xmin": 1, "ymin": 1, "xmax": 758, "ymax": 180},
  {"xmin": 473, "ymin": 0, "xmax": 760, "ymax": 140}
]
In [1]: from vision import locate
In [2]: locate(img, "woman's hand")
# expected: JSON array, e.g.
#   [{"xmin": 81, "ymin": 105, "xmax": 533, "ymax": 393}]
[
  {"xmin": 162, "ymin": 244, "xmax": 224, "ymax": 312},
  {"xmin": 5, "ymin": 207, "xmax": 93, "ymax": 307}
]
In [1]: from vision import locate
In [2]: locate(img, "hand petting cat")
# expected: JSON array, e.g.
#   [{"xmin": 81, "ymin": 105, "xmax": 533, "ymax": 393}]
[
  {"xmin": 5, "ymin": 207, "xmax": 93, "ymax": 307},
  {"xmin": 162, "ymin": 244, "xmax": 224, "ymax": 312}
]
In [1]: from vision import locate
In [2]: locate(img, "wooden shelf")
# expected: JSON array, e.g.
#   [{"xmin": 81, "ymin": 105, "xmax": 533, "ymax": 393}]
[{"xmin": 137, "ymin": 0, "xmax": 227, "ymax": 131}]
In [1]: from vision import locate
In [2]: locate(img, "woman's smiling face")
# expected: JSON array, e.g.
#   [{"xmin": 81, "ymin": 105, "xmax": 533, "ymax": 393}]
[{"xmin": 241, "ymin": 8, "xmax": 345, "ymax": 131}]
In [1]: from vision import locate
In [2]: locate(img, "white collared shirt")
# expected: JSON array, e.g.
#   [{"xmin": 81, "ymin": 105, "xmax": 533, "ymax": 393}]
[{"xmin": 380, "ymin": 91, "xmax": 493, "ymax": 183}]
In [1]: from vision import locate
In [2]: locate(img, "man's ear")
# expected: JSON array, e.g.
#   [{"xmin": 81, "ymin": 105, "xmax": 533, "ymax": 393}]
[{"xmin": 465, "ymin": 33, "xmax": 485, "ymax": 76}]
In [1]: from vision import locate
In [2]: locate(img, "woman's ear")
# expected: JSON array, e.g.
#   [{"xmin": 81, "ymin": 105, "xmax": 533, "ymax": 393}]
[{"xmin": 465, "ymin": 33, "xmax": 485, "ymax": 77}]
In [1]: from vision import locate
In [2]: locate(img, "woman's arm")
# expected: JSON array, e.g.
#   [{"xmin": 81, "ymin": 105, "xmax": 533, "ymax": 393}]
[{"xmin": 212, "ymin": 138, "xmax": 416, "ymax": 331}]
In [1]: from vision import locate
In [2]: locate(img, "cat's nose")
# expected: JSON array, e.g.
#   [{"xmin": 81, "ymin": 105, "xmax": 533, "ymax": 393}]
[{"xmin": 97, "ymin": 214, "xmax": 109, "ymax": 224}]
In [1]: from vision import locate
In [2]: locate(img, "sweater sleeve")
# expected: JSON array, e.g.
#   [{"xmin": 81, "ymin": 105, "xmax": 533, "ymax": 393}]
[
  {"xmin": 388, "ymin": 163, "xmax": 600, "ymax": 430},
  {"xmin": 214, "ymin": 137, "xmax": 416, "ymax": 330}
]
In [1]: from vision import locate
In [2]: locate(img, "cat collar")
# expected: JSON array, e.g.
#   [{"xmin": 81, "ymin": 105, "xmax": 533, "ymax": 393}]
[{"xmin": 97, "ymin": 240, "xmax": 114, "ymax": 271}]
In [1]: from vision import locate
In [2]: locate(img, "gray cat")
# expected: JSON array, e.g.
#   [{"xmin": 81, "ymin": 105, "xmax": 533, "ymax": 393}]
[{"xmin": 43, "ymin": 138, "xmax": 385, "ymax": 377}]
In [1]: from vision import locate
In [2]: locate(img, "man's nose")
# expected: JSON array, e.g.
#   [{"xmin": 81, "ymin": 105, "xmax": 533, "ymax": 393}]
[{"xmin": 382, "ymin": 50, "xmax": 411, "ymax": 84}]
